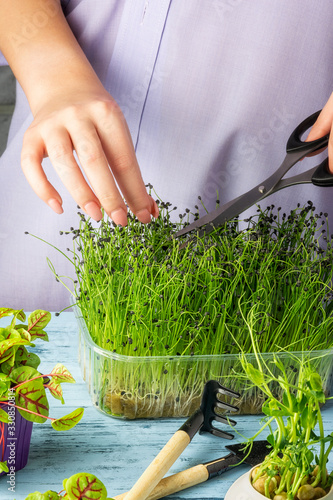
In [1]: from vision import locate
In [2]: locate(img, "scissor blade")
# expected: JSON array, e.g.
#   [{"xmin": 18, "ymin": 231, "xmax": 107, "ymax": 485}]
[
  {"xmin": 199, "ymin": 186, "xmax": 267, "ymax": 236},
  {"xmin": 174, "ymin": 183, "xmax": 265, "ymax": 238},
  {"xmin": 175, "ymin": 195, "xmax": 243, "ymax": 237},
  {"xmin": 175, "ymin": 151, "xmax": 302, "ymax": 238}
]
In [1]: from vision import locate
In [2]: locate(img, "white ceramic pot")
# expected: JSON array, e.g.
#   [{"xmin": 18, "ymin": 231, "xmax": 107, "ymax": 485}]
[{"xmin": 225, "ymin": 466, "xmax": 333, "ymax": 500}]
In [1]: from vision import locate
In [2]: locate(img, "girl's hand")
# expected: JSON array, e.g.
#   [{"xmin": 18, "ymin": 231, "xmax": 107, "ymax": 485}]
[
  {"xmin": 21, "ymin": 87, "xmax": 159, "ymax": 225},
  {"xmin": 0, "ymin": 0, "xmax": 158, "ymax": 225}
]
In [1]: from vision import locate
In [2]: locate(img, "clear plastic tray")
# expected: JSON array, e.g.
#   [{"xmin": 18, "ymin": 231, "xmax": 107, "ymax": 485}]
[{"xmin": 74, "ymin": 307, "xmax": 333, "ymax": 419}]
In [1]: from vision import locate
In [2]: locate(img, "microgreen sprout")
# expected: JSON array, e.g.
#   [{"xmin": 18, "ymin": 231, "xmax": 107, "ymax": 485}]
[
  {"xmin": 34, "ymin": 194, "xmax": 333, "ymax": 418},
  {"xmin": 240, "ymin": 306, "xmax": 333, "ymax": 499}
]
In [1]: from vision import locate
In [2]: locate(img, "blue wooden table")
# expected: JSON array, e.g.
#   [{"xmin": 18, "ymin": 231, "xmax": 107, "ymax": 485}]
[{"xmin": 1, "ymin": 312, "xmax": 333, "ymax": 500}]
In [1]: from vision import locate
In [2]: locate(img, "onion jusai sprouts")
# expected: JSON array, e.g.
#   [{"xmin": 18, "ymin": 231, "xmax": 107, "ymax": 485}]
[
  {"xmin": 57, "ymin": 198, "xmax": 333, "ymax": 357},
  {"xmin": 33, "ymin": 195, "xmax": 333, "ymax": 418}
]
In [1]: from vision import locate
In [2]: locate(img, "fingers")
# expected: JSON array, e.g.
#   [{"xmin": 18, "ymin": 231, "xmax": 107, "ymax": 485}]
[
  {"xmin": 96, "ymin": 106, "xmax": 156, "ymax": 223},
  {"xmin": 306, "ymin": 93, "xmax": 333, "ymax": 172},
  {"xmin": 68, "ymin": 124, "xmax": 128, "ymax": 225},
  {"xmin": 21, "ymin": 100, "xmax": 159, "ymax": 224},
  {"xmin": 21, "ymin": 135, "xmax": 64, "ymax": 214},
  {"xmin": 22, "ymin": 127, "xmax": 105, "ymax": 222}
]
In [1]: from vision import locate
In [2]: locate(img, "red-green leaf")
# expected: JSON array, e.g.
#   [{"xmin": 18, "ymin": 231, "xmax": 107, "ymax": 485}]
[
  {"xmin": 63, "ymin": 472, "xmax": 107, "ymax": 500},
  {"xmin": 11, "ymin": 345, "xmax": 30, "ymax": 369},
  {"xmin": 46, "ymin": 378, "xmax": 64, "ymax": 404},
  {"xmin": 28, "ymin": 310, "xmax": 51, "ymax": 334},
  {"xmin": 17, "ymin": 327, "xmax": 31, "ymax": 342},
  {"xmin": 0, "ymin": 308, "xmax": 25, "ymax": 322},
  {"xmin": 0, "ymin": 338, "xmax": 31, "ymax": 363},
  {"xmin": 11, "ymin": 366, "xmax": 49, "ymax": 423},
  {"xmin": 25, "ymin": 352, "xmax": 41, "ymax": 369},
  {"xmin": 25, "ymin": 491, "xmax": 61, "ymax": 500},
  {"xmin": 0, "ymin": 408, "xmax": 11, "ymax": 423},
  {"xmin": 11, "ymin": 365, "xmax": 39, "ymax": 384},
  {"xmin": 0, "ymin": 374, "xmax": 11, "ymax": 397},
  {"xmin": 0, "ymin": 460, "xmax": 8, "ymax": 473},
  {"xmin": 51, "ymin": 407, "xmax": 84, "ymax": 431},
  {"xmin": 30, "ymin": 329, "xmax": 49, "ymax": 342},
  {"xmin": 50, "ymin": 363, "xmax": 76, "ymax": 384},
  {"xmin": 3, "ymin": 328, "xmax": 21, "ymax": 341}
]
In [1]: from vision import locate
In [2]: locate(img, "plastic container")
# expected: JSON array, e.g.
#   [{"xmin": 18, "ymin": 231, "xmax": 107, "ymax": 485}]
[
  {"xmin": 0, "ymin": 405, "xmax": 33, "ymax": 475},
  {"xmin": 225, "ymin": 466, "xmax": 333, "ymax": 500},
  {"xmin": 74, "ymin": 308, "xmax": 333, "ymax": 420}
]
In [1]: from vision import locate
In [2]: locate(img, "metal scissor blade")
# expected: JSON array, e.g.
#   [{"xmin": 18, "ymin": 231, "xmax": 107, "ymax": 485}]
[
  {"xmin": 175, "ymin": 179, "xmax": 269, "ymax": 238},
  {"xmin": 174, "ymin": 194, "xmax": 243, "ymax": 237},
  {"xmin": 175, "ymin": 151, "xmax": 303, "ymax": 238}
]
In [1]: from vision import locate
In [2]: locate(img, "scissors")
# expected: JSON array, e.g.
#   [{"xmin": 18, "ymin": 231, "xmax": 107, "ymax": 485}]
[{"xmin": 175, "ymin": 110, "xmax": 333, "ymax": 239}]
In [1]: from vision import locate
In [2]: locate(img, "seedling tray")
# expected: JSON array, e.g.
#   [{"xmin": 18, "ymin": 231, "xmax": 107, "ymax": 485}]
[{"xmin": 74, "ymin": 307, "xmax": 333, "ymax": 419}]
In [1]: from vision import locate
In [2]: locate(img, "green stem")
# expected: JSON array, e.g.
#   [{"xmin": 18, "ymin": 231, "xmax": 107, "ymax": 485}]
[{"xmin": 0, "ymin": 401, "xmax": 54, "ymax": 421}]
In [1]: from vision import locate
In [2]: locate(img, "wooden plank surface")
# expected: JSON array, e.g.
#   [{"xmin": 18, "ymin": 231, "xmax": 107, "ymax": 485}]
[{"xmin": 0, "ymin": 312, "xmax": 332, "ymax": 500}]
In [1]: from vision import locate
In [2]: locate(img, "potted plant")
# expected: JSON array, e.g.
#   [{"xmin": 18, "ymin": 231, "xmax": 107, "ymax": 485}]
[
  {"xmin": 225, "ymin": 312, "xmax": 333, "ymax": 500},
  {"xmin": 32, "ymin": 193, "xmax": 333, "ymax": 419},
  {"xmin": 0, "ymin": 308, "xmax": 84, "ymax": 475}
]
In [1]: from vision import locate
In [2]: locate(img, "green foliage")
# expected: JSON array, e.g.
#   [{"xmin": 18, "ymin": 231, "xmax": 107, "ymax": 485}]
[
  {"xmin": 26, "ymin": 492, "xmax": 61, "ymax": 500},
  {"xmin": 51, "ymin": 408, "xmax": 84, "ymax": 431},
  {"xmin": 25, "ymin": 472, "xmax": 113, "ymax": 500},
  {"xmin": 48, "ymin": 199, "xmax": 333, "ymax": 358},
  {"xmin": 64, "ymin": 473, "xmax": 108, "ymax": 499},
  {"xmin": 0, "ymin": 308, "xmax": 84, "ymax": 472},
  {"xmin": 242, "ymin": 329, "xmax": 333, "ymax": 499}
]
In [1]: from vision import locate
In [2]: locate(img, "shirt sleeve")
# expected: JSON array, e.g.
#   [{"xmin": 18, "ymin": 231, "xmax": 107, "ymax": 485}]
[{"xmin": 0, "ymin": 52, "xmax": 8, "ymax": 66}]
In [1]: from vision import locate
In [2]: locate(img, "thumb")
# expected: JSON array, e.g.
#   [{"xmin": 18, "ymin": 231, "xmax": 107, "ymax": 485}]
[{"xmin": 306, "ymin": 94, "xmax": 333, "ymax": 172}]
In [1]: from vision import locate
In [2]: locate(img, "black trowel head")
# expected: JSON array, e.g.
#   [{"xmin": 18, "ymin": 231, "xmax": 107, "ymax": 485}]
[{"xmin": 225, "ymin": 440, "xmax": 271, "ymax": 467}]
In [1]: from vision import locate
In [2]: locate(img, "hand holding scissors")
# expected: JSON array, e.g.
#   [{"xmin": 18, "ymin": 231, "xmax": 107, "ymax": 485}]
[{"xmin": 176, "ymin": 110, "xmax": 333, "ymax": 238}]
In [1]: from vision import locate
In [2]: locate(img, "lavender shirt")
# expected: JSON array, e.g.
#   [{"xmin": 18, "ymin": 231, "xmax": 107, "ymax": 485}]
[{"xmin": 0, "ymin": 0, "xmax": 333, "ymax": 310}]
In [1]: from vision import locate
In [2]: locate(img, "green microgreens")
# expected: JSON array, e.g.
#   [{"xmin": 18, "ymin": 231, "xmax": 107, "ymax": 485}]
[
  {"xmin": 241, "ymin": 312, "xmax": 333, "ymax": 499},
  {"xmin": 32, "ymin": 195, "xmax": 333, "ymax": 418},
  {"xmin": 62, "ymin": 199, "xmax": 333, "ymax": 358}
]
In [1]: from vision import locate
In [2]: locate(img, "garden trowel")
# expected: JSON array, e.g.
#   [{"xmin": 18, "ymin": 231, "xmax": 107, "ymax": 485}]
[{"xmin": 114, "ymin": 440, "xmax": 270, "ymax": 500}]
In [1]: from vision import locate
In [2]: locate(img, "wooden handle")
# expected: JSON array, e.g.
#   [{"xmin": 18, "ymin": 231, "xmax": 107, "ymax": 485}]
[
  {"xmin": 122, "ymin": 430, "xmax": 191, "ymax": 500},
  {"xmin": 114, "ymin": 463, "xmax": 208, "ymax": 500}
]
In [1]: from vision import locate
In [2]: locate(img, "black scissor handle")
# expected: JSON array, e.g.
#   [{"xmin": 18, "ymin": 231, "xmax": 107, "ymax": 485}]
[
  {"xmin": 312, "ymin": 157, "xmax": 333, "ymax": 187},
  {"xmin": 286, "ymin": 110, "xmax": 329, "ymax": 154}
]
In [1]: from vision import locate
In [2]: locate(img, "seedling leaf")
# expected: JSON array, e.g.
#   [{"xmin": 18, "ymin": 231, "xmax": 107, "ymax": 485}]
[
  {"xmin": 0, "ymin": 338, "xmax": 31, "ymax": 363},
  {"xmin": 12, "ymin": 367, "xmax": 49, "ymax": 423},
  {"xmin": 0, "ymin": 461, "xmax": 8, "ymax": 473},
  {"xmin": 0, "ymin": 308, "xmax": 25, "ymax": 322},
  {"xmin": 46, "ymin": 378, "xmax": 64, "ymax": 403},
  {"xmin": 28, "ymin": 310, "xmax": 51, "ymax": 334},
  {"xmin": 25, "ymin": 492, "xmax": 61, "ymax": 500},
  {"xmin": 309, "ymin": 372, "xmax": 323, "ymax": 392},
  {"xmin": 0, "ymin": 408, "xmax": 11, "ymax": 423},
  {"xmin": 50, "ymin": 363, "xmax": 76, "ymax": 384},
  {"xmin": 64, "ymin": 472, "xmax": 107, "ymax": 500},
  {"xmin": 51, "ymin": 407, "xmax": 84, "ymax": 431},
  {"xmin": 244, "ymin": 362, "xmax": 265, "ymax": 386}
]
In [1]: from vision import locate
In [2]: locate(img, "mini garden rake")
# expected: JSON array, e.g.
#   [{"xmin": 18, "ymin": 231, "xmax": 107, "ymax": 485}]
[{"xmin": 122, "ymin": 380, "xmax": 240, "ymax": 500}]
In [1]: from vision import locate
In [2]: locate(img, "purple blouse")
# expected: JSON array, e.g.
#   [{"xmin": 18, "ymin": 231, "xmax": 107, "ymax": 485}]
[{"xmin": 0, "ymin": 0, "xmax": 333, "ymax": 310}]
